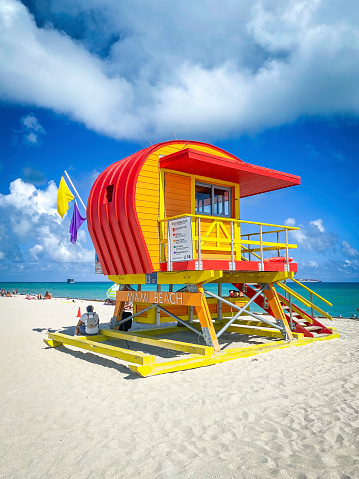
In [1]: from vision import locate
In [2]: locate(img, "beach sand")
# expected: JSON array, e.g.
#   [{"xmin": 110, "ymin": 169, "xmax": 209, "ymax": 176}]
[{"xmin": 1, "ymin": 295, "xmax": 358, "ymax": 479}]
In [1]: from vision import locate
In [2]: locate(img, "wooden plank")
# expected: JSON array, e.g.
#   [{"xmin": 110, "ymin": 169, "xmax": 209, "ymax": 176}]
[
  {"xmin": 47, "ymin": 333, "xmax": 155, "ymax": 365},
  {"xmin": 99, "ymin": 329, "xmax": 214, "ymax": 356}
]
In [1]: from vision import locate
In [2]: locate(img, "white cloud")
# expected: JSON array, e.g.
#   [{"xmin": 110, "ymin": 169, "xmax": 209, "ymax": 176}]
[
  {"xmin": 14, "ymin": 113, "xmax": 47, "ymax": 145},
  {"xmin": 310, "ymin": 219, "xmax": 325, "ymax": 233},
  {"xmin": 0, "ymin": 251, "xmax": 4, "ymax": 260},
  {"xmin": 342, "ymin": 241, "xmax": 359, "ymax": 257},
  {"xmin": 29, "ymin": 243, "xmax": 43, "ymax": 260},
  {"xmin": 21, "ymin": 113, "xmax": 45, "ymax": 132},
  {"xmin": 285, "ymin": 217, "xmax": 336, "ymax": 251},
  {"xmin": 0, "ymin": 178, "xmax": 94, "ymax": 274},
  {"xmin": 1, "ymin": 0, "xmax": 359, "ymax": 141}
]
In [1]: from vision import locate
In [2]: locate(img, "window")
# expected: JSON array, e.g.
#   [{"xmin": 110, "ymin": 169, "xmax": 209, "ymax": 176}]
[
  {"xmin": 195, "ymin": 182, "xmax": 231, "ymax": 217},
  {"xmin": 104, "ymin": 184, "xmax": 114, "ymax": 204}
]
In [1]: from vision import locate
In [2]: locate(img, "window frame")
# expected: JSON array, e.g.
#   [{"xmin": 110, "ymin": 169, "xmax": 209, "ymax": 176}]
[{"xmin": 195, "ymin": 181, "xmax": 232, "ymax": 217}]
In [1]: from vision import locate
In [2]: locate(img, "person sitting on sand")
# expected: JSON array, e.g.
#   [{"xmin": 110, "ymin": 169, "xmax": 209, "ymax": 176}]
[
  {"xmin": 44, "ymin": 291, "xmax": 52, "ymax": 299},
  {"xmin": 5, "ymin": 291, "xmax": 12, "ymax": 297},
  {"xmin": 75, "ymin": 305, "xmax": 100, "ymax": 336}
]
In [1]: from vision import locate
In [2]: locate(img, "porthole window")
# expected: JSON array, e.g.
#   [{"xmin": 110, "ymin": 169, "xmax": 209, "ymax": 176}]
[{"xmin": 195, "ymin": 182, "xmax": 231, "ymax": 217}]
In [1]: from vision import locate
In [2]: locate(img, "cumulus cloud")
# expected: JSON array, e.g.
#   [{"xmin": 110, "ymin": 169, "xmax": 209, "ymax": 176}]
[
  {"xmin": 285, "ymin": 217, "xmax": 336, "ymax": 251},
  {"xmin": 284, "ymin": 217, "xmax": 359, "ymax": 279},
  {"xmin": 0, "ymin": 178, "xmax": 94, "ymax": 274},
  {"xmin": 1, "ymin": 0, "xmax": 359, "ymax": 141},
  {"xmin": 309, "ymin": 219, "xmax": 325, "ymax": 233}
]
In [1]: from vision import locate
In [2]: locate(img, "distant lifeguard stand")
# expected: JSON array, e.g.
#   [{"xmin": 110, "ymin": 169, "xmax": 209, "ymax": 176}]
[{"xmin": 46, "ymin": 141, "xmax": 338, "ymax": 376}]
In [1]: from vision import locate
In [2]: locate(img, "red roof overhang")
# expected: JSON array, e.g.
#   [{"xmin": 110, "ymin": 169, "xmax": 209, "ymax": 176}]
[{"xmin": 160, "ymin": 148, "xmax": 300, "ymax": 198}]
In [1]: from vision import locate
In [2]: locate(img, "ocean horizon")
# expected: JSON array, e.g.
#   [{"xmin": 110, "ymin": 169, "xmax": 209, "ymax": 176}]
[{"xmin": 1, "ymin": 281, "xmax": 358, "ymax": 318}]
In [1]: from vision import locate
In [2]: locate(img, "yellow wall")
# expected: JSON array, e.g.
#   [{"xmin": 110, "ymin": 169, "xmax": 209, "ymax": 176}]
[{"xmin": 135, "ymin": 142, "xmax": 239, "ymax": 270}]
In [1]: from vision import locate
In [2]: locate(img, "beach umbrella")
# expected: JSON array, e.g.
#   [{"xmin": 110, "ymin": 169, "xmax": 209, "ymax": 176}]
[{"xmin": 106, "ymin": 283, "xmax": 120, "ymax": 299}]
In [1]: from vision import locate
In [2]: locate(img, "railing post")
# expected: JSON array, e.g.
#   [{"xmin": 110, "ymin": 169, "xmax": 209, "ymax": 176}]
[
  {"xmin": 197, "ymin": 217, "xmax": 202, "ymax": 270},
  {"xmin": 310, "ymin": 292, "xmax": 314, "ymax": 317},
  {"xmin": 167, "ymin": 220, "xmax": 172, "ymax": 272},
  {"xmin": 230, "ymin": 221, "xmax": 234, "ymax": 269},
  {"xmin": 285, "ymin": 228, "xmax": 289, "ymax": 272},
  {"xmin": 259, "ymin": 225, "xmax": 264, "ymax": 271},
  {"xmin": 277, "ymin": 231, "xmax": 280, "ymax": 257}
]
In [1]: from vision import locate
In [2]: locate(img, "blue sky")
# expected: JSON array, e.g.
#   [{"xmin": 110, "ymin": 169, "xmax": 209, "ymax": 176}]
[{"xmin": 0, "ymin": 0, "xmax": 358, "ymax": 282}]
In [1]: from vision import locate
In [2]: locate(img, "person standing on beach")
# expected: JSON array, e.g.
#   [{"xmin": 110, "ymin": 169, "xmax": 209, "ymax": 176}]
[{"xmin": 75, "ymin": 305, "xmax": 100, "ymax": 336}]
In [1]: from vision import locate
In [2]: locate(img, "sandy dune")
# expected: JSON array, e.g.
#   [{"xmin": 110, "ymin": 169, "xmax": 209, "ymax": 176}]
[{"xmin": 1, "ymin": 295, "xmax": 358, "ymax": 479}]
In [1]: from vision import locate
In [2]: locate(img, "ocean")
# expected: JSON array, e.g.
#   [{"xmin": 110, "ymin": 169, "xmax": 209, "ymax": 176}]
[{"xmin": 1, "ymin": 281, "xmax": 358, "ymax": 318}]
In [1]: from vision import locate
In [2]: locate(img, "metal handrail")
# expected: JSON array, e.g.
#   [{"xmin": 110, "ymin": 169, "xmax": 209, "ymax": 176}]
[
  {"xmin": 276, "ymin": 282, "xmax": 332, "ymax": 320},
  {"xmin": 160, "ymin": 214, "xmax": 298, "ymax": 269},
  {"xmin": 158, "ymin": 214, "xmax": 300, "ymax": 231},
  {"xmin": 289, "ymin": 278, "xmax": 332, "ymax": 306}
]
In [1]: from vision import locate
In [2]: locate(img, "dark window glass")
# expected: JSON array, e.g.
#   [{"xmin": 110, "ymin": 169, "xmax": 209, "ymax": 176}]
[
  {"xmin": 195, "ymin": 182, "xmax": 231, "ymax": 217},
  {"xmin": 195, "ymin": 184, "xmax": 212, "ymax": 215},
  {"xmin": 105, "ymin": 184, "xmax": 114, "ymax": 204},
  {"xmin": 213, "ymin": 188, "xmax": 230, "ymax": 216}
]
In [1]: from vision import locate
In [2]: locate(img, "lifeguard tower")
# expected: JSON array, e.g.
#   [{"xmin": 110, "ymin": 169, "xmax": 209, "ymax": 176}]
[{"xmin": 46, "ymin": 141, "xmax": 338, "ymax": 376}]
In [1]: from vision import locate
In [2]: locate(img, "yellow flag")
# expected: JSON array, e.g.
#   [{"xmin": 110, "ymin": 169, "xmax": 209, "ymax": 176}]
[{"xmin": 57, "ymin": 176, "xmax": 75, "ymax": 218}]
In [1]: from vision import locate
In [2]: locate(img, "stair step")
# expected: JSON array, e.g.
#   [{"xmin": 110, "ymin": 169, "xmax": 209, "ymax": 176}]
[
  {"xmin": 313, "ymin": 333, "xmax": 331, "ymax": 337},
  {"xmin": 305, "ymin": 326, "xmax": 322, "ymax": 331}
]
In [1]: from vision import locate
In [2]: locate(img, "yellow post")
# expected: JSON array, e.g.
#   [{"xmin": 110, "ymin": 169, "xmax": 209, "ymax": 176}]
[
  {"xmin": 263, "ymin": 283, "xmax": 293, "ymax": 340},
  {"xmin": 195, "ymin": 283, "xmax": 220, "ymax": 352}
]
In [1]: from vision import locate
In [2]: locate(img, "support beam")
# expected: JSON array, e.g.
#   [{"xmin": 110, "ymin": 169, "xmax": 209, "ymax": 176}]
[
  {"xmin": 195, "ymin": 283, "xmax": 220, "ymax": 351},
  {"xmin": 47, "ymin": 332, "xmax": 155, "ymax": 365},
  {"xmin": 263, "ymin": 284, "xmax": 293, "ymax": 340},
  {"xmin": 100, "ymin": 329, "xmax": 214, "ymax": 356}
]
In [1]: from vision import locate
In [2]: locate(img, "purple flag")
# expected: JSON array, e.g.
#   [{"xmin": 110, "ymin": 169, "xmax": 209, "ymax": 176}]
[{"xmin": 69, "ymin": 200, "xmax": 86, "ymax": 244}]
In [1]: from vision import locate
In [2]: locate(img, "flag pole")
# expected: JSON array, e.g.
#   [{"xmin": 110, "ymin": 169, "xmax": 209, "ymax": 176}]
[{"xmin": 64, "ymin": 170, "xmax": 87, "ymax": 213}]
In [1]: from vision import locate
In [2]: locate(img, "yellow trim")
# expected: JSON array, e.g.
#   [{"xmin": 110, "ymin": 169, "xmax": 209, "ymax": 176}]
[{"xmin": 109, "ymin": 270, "xmax": 223, "ymax": 285}]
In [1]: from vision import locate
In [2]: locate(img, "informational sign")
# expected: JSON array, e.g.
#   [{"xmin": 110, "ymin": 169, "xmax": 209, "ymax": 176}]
[
  {"xmin": 95, "ymin": 253, "xmax": 103, "ymax": 274},
  {"xmin": 168, "ymin": 216, "xmax": 193, "ymax": 262}
]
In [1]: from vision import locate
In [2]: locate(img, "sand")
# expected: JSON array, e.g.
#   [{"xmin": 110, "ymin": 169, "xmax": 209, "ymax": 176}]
[{"xmin": 1, "ymin": 295, "xmax": 358, "ymax": 479}]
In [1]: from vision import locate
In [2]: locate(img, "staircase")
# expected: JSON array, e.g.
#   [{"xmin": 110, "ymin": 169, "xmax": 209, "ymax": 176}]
[{"xmin": 232, "ymin": 280, "xmax": 334, "ymax": 339}]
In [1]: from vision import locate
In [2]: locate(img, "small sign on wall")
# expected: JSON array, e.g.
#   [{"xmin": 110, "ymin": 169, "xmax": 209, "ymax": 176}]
[
  {"xmin": 95, "ymin": 253, "xmax": 103, "ymax": 274},
  {"xmin": 168, "ymin": 216, "xmax": 193, "ymax": 262}
]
